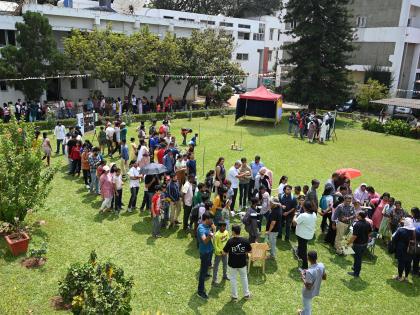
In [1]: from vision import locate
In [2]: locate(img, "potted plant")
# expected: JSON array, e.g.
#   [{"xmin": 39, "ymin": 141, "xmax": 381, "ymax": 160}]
[{"xmin": 0, "ymin": 116, "xmax": 56, "ymax": 256}]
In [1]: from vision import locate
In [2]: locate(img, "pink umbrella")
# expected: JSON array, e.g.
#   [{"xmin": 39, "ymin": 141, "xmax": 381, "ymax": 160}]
[{"xmin": 335, "ymin": 168, "xmax": 362, "ymax": 179}]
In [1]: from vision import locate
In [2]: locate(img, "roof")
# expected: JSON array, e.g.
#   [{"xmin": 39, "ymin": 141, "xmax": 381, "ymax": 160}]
[
  {"xmin": 239, "ymin": 86, "xmax": 282, "ymax": 102},
  {"xmin": 371, "ymin": 98, "xmax": 420, "ymax": 110},
  {"xmin": 0, "ymin": 1, "xmax": 18, "ymax": 13}
]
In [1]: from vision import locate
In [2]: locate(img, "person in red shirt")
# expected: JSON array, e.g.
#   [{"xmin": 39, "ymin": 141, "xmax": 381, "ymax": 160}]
[
  {"xmin": 151, "ymin": 185, "xmax": 162, "ymax": 238},
  {"xmin": 69, "ymin": 141, "xmax": 82, "ymax": 176},
  {"xmin": 164, "ymin": 94, "xmax": 174, "ymax": 112},
  {"xmin": 157, "ymin": 144, "xmax": 166, "ymax": 164}
]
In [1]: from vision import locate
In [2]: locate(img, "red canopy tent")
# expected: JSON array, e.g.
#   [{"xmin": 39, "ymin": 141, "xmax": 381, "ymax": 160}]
[{"xmin": 236, "ymin": 86, "xmax": 283, "ymax": 125}]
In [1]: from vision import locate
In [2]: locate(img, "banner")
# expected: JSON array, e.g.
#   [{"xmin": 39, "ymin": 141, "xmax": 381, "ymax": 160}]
[
  {"xmin": 83, "ymin": 111, "xmax": 96, "ymax": 133},
  {"xmin": 76, "ymin": 113, "xmax": 84, "ymax": 135}
]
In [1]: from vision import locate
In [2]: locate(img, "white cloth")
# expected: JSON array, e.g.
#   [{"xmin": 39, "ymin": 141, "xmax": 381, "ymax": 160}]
[
  {"xmin": 128, "ymin": 167, "xmax": 140, "ymax": 188},
  {"xmin": 105, "ymin": 127, "xmax": 115, "ymax": 141},
  {"xmin": 114, "ymin": 126, "xmax": 121, "ymax": 142},
  {"xmin": 54, "ymin": 125, "xmax": 66, "ymax": 140},
  {"xmin": 320, "ymin": 122, "xmax": 328, "ymax": 141},
  {"xmin": 227, "ymin": 166, "xmax": 240, "ymax": 189},
  {"xmin": 229, "ymin": 266, "xmax": 250, "ymax": 298},
  {"xmin": 100, "ymin": 197, "xmax": 112, "ymax": 210},
  {"xmin": 296, "ymin": 212, "xmax": 317, "ymax": 240},
  {"xmin": 181, "ymin": 181, "xmax": 194, "ymax": 206},
  {"xmin": 113, "ymin": 174, "xmax": 123, "ymax": 190},
  {"xmin": 277, "ymin": 183, "xmax": 286, "ymax": 195}
]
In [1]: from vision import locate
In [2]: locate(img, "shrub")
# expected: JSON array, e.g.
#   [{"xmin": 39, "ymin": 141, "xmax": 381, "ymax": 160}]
[
  {"xmin": 383, "ymin": 119, "xmax": 411, "ymax": 137},
  {"xmin": 356, "ymin": 79, "xmax": 389, "ymax": 112},
  {"xmin": 58, "ymin": 251, "xmax": 133, "ymax": 315},
  {"xmin": 362, "ymin": 118, "xmax": 384, "ymax": 133}
]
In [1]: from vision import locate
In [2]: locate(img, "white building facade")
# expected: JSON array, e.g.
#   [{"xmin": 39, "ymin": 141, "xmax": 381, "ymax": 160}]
[{"xmin": 0, "ymin": 1, "xmax": 283, "ymax": 103}]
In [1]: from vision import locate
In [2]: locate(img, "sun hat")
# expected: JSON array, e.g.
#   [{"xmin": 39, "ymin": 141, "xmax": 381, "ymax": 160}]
[
  {"xmin": 402, "ymin": 217, "xmax": 415, "ymax": 231},
  {"xmin": 103, "ymin": 165, "xmax": 110, "ymax": 172}
]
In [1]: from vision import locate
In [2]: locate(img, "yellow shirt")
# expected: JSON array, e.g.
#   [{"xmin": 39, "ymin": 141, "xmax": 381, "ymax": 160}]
[
  {"xmin": 213, "ymin": 230, "xmax": 229, "ymax": 256},
  {"xmin": 211, "ymin": 195, "xmax": 222, "ymax": 216}
]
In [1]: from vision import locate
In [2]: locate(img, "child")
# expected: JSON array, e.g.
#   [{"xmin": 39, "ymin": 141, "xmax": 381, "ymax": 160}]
[
  {"xmin": 189, "ymin": 133, "xmax": 198, "ymax": 147},
  {"xmin": 120, "ymin": 139, "xmax": 129, "ymax": 178},
  {"xmin": 81, "ymin": 144, "xmax": 91, "ymax": 189},
  {"xmin": 212, "ymin": 222, "xmax": 229, "ymax": 285},
  {"xmin": 98, "ymin": 126, "xmax": 107, "ymax": 155},
  {"xmin": 186, "ymin": 152, "xmax": 196, "ymax": 178},
  {"xmin": 225, "ymin": 180, "xmax": 234, "ymax": 211},
  {"xmin": 221, "ymin": 206, "xmax": 230, "ymax": 231},
  {"xmin": 151, "ymin": 185, "xmax": 162, "ymax": 238},
  {"xmin": 160, "ymin": 184, "xmax": 170, "ymax": 228},
  {"xmin": 113, "ymin": 168, "xmax": 123, "ymax": 214},
  {"xmin": 69, "ymin": 141, "xmax": 82, "ymax": 176}
]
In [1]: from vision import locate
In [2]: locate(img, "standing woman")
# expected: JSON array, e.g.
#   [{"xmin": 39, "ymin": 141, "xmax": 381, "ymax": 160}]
[
  {"xmin": 41, "ymin": 132, "xmax": 52, "ymax": 166},
  {"xmin": 215, "ymin": 157, "xmax": 226, "ymax": 188},
  {"xmin": 137, "ymin": 139, "xmax": 150, "ymax": 169},
  {"xmin": 294, "ymin": 200, "xmax": 317, "ymax": 269},
  {"xmin": 371, "ymin": 192, "xmax": 390, "ymax": 231},
  {"xmin": 392, "ymin": 218, "xmax": 415, "ymax": 281},
  {"xmin": 378, "ymin": 197, "xmax": 395, "ymax": 240},
  {"xmin": 277, "ymin": 175, "xmax": 288, "ymax": 196},
  {"xmin": 99, "ymin": 165, "xmax": 114, "ymax": 213},
  {"xmin": 389, "ymin": 201, "xmax": 407, "ymax": 234}
]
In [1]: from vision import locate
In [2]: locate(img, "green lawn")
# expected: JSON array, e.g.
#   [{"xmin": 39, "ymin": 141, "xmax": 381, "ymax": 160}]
[{"xmin": 1, "ymin": 115, "xmax": 419, "ymax": 315}]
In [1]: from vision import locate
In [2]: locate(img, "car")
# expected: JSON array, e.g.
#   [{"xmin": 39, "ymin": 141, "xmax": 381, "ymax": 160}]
[
  {"xmin": 393, "ymin": 106, "xmax": 412, "ymax": 115},
  {"xmin": 233, "ymin": 85, "xmax": 247, "ymax": 94},
  {"xmin": 336, "ymin": 99, "xmax": 357, "ymax": 112}
]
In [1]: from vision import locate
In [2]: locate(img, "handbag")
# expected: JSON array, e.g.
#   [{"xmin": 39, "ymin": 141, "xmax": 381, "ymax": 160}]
[{"xmin": 408, "ymin": 230, "xmax": 420, "ymax": 256}]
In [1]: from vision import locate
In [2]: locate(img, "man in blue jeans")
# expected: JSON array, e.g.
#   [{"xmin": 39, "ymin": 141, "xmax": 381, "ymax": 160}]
[
  {"xmin": 197, "ymin": 211, "xmax": 214, "ymax": 299},
  {"xmin": 347, "ymin": 211, "xmax": 371, "ymax": 277}
]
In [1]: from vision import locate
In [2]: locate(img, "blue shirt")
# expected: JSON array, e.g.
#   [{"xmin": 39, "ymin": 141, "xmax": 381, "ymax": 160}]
[
  {"xmin": 121, "ymin": 145, "xmax": 129, "ymax": 161},
  {"xmin": 167, "ymin": 181, "xmax": 180, "ymax": 201},
  {"xmin": 250, "ymin": 161, "xmax": 264, "ymax": 180},
  {"xmin": 197, "ymin": 223, "xmax": 214, "ymax": 254},
  {"xmin": 187, "ymin": 160, "xmax": 196, "ymax": 176}
]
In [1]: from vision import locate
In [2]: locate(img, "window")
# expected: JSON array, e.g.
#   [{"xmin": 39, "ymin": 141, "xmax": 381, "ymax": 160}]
[
  {"xmin": 269, "ymin": 28, "xmax": 274, "ymax": 40},
  {"xmin": 200, "ymin": 20, "xmax": 216, "ymax": 25},
  {"xmin": 253, "ymin": 33, "xmax": 264, "ymax": 41},
  {"xmin": 285, "ymin": 20, "xmax": 297, "ymax": 30},
  {"xmin": 108, "ymin": 80, "xmax": 123, "ymax": 89},
  {"xmin": 220, "ymin": 22, "xmax": 234, "ymax": 27},
  {"xmin": 258, "ymin": 23, "xmax": 265, "ymax": 34},
  {"xmin": 268, "ymin": 51, "xmax": 273, "ymax": 62},
  {"xmin": 164, "ymin": 16, "xmax": 174, "ymax": 19},
  {"xmin": 238, "ymin": 32, "xmax": 250, "ymax": 40},
  {"xmin": 70, "ymin": 78, "xmax": 77, "ymax": 89},
  {"xmin": 82, "ymin": 77, "xmax": 89, "ymax": 89},
  {"xmin": 238, "ymin": 24, "xmax": 251, "ymax": 29},
  {"xmin": 179, "ymin": 18, "xmax": 195, "ymax": 22},
  {"xmin": 356, "ymin": 16, "xmax": 367, "ymax": 27},
  {"xmin": 236, "ymin": 53, "xmax": 249, "ymax": 61},
  {"xmin": 0, "ymin": 30, "xmax": 6, "ymax": 46},
  {"xmin": 7, "ymin": 31, "xmax": 15, "ymax": 46},
  {"xmin": 0, "ymin": 81, "xmax": 7, "ymax": 91}
]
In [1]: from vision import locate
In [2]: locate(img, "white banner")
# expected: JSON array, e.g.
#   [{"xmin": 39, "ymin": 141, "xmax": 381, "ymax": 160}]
[{"xmin": 76, "ymin": 113, "xmax": 84, "ymax": 135}]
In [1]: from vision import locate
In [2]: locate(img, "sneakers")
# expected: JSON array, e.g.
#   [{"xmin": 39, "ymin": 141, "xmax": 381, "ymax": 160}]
[
  {"xmin": 231, "ymin": 296, "xmax": 238, "ymax": 302},
  {"xmin": 244, "ymin": 293, "xmax": 252, "ymax": 300},
  {"xmin": 127, "ymin": 208, "xmax": 132, "ymax": 213},
  {"xmin": 222, "ymin": 275, "xmax": 230, "ymax": 281},
  {"xmin": 85, "ymin": 185, "xmax": 90, "ymax": 189},
  {"xmin": 197, "ymin": 292, "xmax": 209, "ymax": 300}
]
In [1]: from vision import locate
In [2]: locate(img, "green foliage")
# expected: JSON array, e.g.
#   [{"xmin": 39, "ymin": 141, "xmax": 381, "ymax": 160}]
[
  {"xmin": 356, "ymin": 79, "xmax": 389, "ymax": 112},
  {"xmin": 151, "ymin": 0, "xmax": 281, "ymax": 17},
  {"xmin": 364, "ymin": 65, "xmax": 393, "ymax": 89},
  {"xmin": 362, "ymin": 118, "xmax": 415, "ymax": 138},
  {"xmin": 58, "ymin": 251, "xmax": 134, "ymax": 314},
  {"xmin": 28, "ymin": 242, "xmax": 48, "ymax": 260},
  {"xmin": 64, "ymin": 26, "xmax": 160, "ymax": 101},
  {"xmin": 0, "ymin": 12, "xmax": 65, "ymax": 101},
  {"xmin": 283, "ymin": 0, "xmax": 354, "ymax": 108},
  {"xmin": 0, "ymin": 116, "xmax": 56, "ymax": 223},
  {"xmin": 214, "ymin": 85, "xmax": 234, "ymax": 106}
]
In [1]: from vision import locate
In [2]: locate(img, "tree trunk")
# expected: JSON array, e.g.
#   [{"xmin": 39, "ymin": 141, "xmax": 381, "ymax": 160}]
[
  {"xmin": 159, "ymin": 78, "xmax": 171, "ymax": 101},
  {"xmin": 124, "ymin": 75, "xmax": 138, "ymax": 102},
  {"xmin": 183, "ymin": 81, "xmax": 193, "ymax": 101}
]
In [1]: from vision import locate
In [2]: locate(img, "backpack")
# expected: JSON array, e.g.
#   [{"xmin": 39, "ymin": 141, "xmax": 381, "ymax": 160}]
[
  {"xmin": 320, "ymin": 195, "xmax": 328, "ymax": 211},
  {"xmin": 190, "ymin": 203, "xmax": 202, "ymax": 222}
]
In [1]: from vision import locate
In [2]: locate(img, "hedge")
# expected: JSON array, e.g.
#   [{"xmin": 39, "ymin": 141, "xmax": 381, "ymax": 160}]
[
  {"xmin": 0, "ymin": 108, "xmax": 236, "ymax": 133},
  {"xmin": 362, "ymin": 118, "xmax": 420, "ymax": 139}
]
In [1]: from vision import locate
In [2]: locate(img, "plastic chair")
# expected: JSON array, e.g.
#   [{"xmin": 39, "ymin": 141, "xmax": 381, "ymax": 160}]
[{"xmin": 247, "ymin": 242, "xmax": 270, "ymax": 274}]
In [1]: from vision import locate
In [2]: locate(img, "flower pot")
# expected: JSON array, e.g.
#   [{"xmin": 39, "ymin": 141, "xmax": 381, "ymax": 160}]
[{"xmin": 4, "ymin": 232, "xmax": 30, "ymax": 256}]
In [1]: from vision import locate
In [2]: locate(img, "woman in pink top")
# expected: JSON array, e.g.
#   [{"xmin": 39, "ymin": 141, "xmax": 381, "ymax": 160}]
[
  {"xmin": 371, "ymin": 192, "xmax": 391, "ymax": 230},
  {"xmin": 99, "ymin": 166, "xmax": 114, "ymax": 213}
]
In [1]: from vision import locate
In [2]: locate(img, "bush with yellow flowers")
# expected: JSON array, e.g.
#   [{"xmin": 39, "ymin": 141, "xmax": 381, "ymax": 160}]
[{"xmin": 58, "ymin": 250, "xmax": 134, "ymax": 314}]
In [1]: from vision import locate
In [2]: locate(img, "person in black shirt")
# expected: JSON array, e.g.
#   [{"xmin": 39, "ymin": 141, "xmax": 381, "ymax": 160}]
[
  {"xmin": 347, "ymin": 211, "xmax": 371, "ymax": 277},
  {"xmin": 223, "ymin": 225, "xmax": 252, "ymax": 300},
  {"xmin": 266, "ymin": 197, "xmax": 282, "ymax": 259}
]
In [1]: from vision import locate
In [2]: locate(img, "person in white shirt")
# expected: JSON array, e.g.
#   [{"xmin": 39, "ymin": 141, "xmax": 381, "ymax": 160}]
[
  {"xmin": 227, "ymin": 161, "xmax": 248, "ymax": 212},
  {"xmin": 354, "ymin": 183, "xmax": 369, "ymax": 205},
  {"xmin": 105, "ymin": 123, "xmax": 115, "ymax": 157},
  {"xmin": 113, "ymin": 168, "xmax": 124, "ymax": 213},
  {"xmin": 59, "ymin": 98, "xmax": 65, "ymax": 119},
  {"xmin": 181, "ymin": 175, "xmax": 195, "ymax": 230},
  {"xmin": 127, "ymin": 161, "xmax": 141, "ymax": 213},
  {"xmin": 294, "ymin": 200, "xmax": 317, "ymax": 270},
  {"xmin": 53, "ymin": 121, "xmax": 66, "ymax": 155}
]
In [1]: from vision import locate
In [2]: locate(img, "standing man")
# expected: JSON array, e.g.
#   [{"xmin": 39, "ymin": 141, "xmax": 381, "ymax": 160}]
[
  {"xmin": 88, "ymin": 147, "xmax": 102, "ymax": 195},
  {"xmin": 306, "ymin": 179, "xmax": 320, "ymax": 212},
  {"xmin": 249, "ymin": 156, "xmax": 264, "ymax": 200},
  {"xmin": 54, "ymin": 121, "xmax": 66, "ymax": 155},
  {"xmin": 298, "ymin": 251, "xmax": 326, "ymax": 315},
  {"xmin": 347, "ymin": 211, "xmax": 371, "ymax": 277},
  {"xmin": 223, "ymin": 224, "xmax": 252, "ymax": 301},
  {"xmin": 238, "ymin": 157, "xmax": 251, "ymax": 210},
  {"xmin": 168, "ymin": 173, "xmax": 181, "ymax": 227},
  {"xmin": 279, "ymin": 185, "xmax": 298, "ymax": 241},
  {"xmin": 227, "ymin": 161, "xmax": 247, "ymax": 212},
  {"xmin": 266, "ymin": 197, "xmax": 282, "ymax": 259},
  {"xmin": 197, "ymin": 212, "xmax": 214, "ymax": 299},
  {"xmin": 333, "ymin": 195, "xmax": 356, "ymax": 254},
  {"xmin": 127, "ymin": 160, "xmax": 141, "ymax": 213},
  {"xmin": 181, "ymin": 175, "xmax": 195, "ymax": 231}
]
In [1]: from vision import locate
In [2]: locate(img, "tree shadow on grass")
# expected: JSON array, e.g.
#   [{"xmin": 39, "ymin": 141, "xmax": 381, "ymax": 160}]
[
  {"xmin": 341, "ymin": 277, "xmax": 369, "ymax": 292},
  {"xmin": 248, "ymin": 268, "xmax": 267, "ymax": 285},
  {"xmin": 288, "ymin": 267, "xmax": 302, "ymax": 283},
  {"xmin": 188, "ymin": 292, "xmax": 207, "ymax": 315},
  {"xmin": 216, "ymin": 299, "xmax": 247, "ymax": 315},
  {"xmin": 386, "ymin": 278, "xmax": 420, "ymax": 297},
  {"xmin": 329, "ymin": 254, "xmax": 352, "ymax": 269},
  {"xmin": 185, "ymin": 238, "xmax": 199, "ymax": 258}
]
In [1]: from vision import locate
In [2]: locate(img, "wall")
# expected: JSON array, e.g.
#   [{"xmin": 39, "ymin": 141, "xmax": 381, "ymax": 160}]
[
  {"xmin": 349, "ymin": 42, "xmax": 396, "ymax": 67},
  {"xmin": 350, "ymin": 0, "xmax": 404, "ymax": 27}
]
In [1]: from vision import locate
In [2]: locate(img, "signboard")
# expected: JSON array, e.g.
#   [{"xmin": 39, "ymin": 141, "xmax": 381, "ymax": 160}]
[{"xmin": 83, "ymin": 111, "xmax": 96, "ymax": 133}]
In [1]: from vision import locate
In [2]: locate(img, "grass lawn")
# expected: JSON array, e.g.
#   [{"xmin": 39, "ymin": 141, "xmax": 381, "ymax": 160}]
[{"xmin": 0, "ymin": 115, "xmax": 419, "ymax": 315}]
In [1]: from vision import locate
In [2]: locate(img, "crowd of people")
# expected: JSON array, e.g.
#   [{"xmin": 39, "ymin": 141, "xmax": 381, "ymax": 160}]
[
  {"xmin": 41, "ymin": 118, "xmax": 419, "ymax": 315},
  {"xmin": 0, "ymin": 94, "xmax": 181, "ymax": 123},
  {"xmin": 288, "ymin": 111, "xmax": 335, "ymax": 143}
]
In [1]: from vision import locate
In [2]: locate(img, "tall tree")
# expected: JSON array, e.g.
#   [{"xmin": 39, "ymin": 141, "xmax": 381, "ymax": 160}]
[
  {"xmin": 178, "ymin": 29, "xmax": 244, "ymax": 100},
  {"xmin": 64, "ymin": 26, "xmax": 160, "ymax": 100},
  {"xmin": 282, "ymin": 0, "xmax": 354, "ymax": 108},
  {"xmin": 151, "ymin": 0, "xmax": 281, "ymax": 17},
  {"xmin": 0, "ymin": 11, "xmax": 64, "ymax": 101}
]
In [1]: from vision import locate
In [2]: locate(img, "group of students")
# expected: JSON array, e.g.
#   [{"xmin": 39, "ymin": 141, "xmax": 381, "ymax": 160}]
[{"xmin": 288, "ymin": 110, "xmax": 335, "ymax": 143}]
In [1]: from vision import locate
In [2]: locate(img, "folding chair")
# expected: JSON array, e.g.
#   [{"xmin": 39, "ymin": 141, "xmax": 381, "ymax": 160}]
[{"xmin": 247, "ymin": 242, "xmax": 270, "ymax": 274}]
